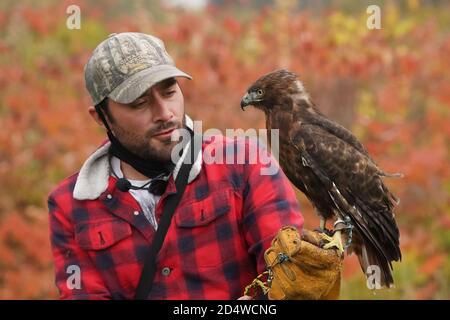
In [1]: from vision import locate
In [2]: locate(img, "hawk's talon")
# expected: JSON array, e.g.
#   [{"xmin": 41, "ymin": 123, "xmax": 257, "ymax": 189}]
[
  {"xmin": 314, "ymin": 227, "xmax": 333, "ymax": 237},
  {"xmin": 319, "ymin": 231, "xmax": 345, "ymax": 256}
]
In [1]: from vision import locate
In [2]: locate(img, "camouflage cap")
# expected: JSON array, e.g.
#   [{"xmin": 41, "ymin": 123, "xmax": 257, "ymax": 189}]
[{"xmin": 84, "ymin": 32, "xmax": 192, "ymax": 105}]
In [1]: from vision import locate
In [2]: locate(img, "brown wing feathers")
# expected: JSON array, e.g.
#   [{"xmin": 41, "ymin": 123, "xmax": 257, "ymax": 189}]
[{"xmin": 293, "ymin": 124, "xmax": 401, "ymax": 287}]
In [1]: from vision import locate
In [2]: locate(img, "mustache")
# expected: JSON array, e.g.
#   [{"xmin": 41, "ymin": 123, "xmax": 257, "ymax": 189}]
[{"xmin": 145, "ymin": 120, "xmax": 182, "ymax": 138}]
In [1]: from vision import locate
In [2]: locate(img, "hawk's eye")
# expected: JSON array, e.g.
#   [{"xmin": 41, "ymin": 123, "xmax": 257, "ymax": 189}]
[{"xmin": 257, "ymin": 89, "xmax": 264, "ymax": 96}]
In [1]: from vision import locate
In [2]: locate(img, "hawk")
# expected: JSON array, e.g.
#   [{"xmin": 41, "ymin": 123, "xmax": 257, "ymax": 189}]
[{"xmin": 240, "ymin": 69, "xmax": 402, "ymax": 288}]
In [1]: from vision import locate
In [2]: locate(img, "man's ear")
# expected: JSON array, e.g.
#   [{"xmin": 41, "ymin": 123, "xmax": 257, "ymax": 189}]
[{"xmin": 88, "ymin": 106, "xmax": 105, "ymax": 128}]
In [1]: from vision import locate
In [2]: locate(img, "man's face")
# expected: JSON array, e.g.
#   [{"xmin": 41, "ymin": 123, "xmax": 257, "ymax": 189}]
[{"xmin": 105, "ymin": 78, "xmax": 185, "ymax": 163}]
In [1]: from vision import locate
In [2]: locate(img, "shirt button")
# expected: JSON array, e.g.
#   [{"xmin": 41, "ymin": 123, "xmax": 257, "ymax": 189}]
[
  {"xmin": 161, "ymin": 267, "xmax": 171, "ymax": 276},
  {"xmin": 106, "ymin": 194, "xmax": 112, "ymax": 200},
  {"xmin": 133, "ymin": 210, "xmax": 140, "ymax": 216}
]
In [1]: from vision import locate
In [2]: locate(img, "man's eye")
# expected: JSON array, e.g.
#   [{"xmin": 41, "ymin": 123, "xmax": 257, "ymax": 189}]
[
  {"xmin": 165, "ymin": 90, "xmax": 176, "ymax": 97},
  {"xmin": 131, "ymin": 100, "xmax": 147, "ymax": 108}
]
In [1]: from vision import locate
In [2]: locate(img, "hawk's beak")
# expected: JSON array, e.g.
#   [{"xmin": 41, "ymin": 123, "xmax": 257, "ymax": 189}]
[{"xmin": 240, "ymin": 92, "xmax": 256, "ymax": 111}]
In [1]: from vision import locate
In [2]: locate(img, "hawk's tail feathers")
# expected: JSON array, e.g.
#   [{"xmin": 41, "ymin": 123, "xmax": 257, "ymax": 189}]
[{"xmin": 353, "ymin": 241, "xmax": 396, "ymax": 289}]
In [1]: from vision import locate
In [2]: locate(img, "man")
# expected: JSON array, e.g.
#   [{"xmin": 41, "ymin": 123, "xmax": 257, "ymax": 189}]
[{"xmin": 48, "ymin": 32, "xmax": 303, "ymax": 299}]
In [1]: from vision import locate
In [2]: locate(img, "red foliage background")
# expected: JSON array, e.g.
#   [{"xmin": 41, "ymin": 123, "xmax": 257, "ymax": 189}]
[{"xmin": 0, "ymin": 0, "xmax": 449, "ymax": 299}]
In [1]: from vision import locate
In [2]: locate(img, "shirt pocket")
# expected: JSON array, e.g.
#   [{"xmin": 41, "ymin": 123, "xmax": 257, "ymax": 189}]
[
  {"xmin": 174, "ymin": 188, "xmax": 236, "ymax": 268},
  {"xmin": 75, "ymin": 219, "xmax": 132, "ymax": 251},
  {"xmin": 175, "ymin": 190, "xmax": 231, "ymax": 228}
]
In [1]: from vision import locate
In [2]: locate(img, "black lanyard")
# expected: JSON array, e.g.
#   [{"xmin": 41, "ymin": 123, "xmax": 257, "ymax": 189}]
[{"xmin": 134, "ymin": 132, "xmax": 197, "ymax": 300}]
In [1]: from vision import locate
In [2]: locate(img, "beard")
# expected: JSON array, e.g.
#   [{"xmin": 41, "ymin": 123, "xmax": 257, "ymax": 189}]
[{"xmin": 110, "ymin": 115, "xmax": 185, "ymax": 164}]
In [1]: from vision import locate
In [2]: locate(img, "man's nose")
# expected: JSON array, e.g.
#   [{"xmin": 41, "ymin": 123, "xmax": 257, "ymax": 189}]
[{"xmin": 151, "ymin": 98, "xmax": 173, "ymax": 122}]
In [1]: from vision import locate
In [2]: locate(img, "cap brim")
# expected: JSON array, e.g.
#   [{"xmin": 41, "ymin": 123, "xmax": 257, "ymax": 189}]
[{"xmin": 109, "ymin": 65, "xmax": 192, "ymax": 104}]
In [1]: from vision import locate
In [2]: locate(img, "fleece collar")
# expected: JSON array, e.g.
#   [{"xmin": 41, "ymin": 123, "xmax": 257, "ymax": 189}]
[{"xmin": 73, "ymin": 115, "xmax": 202, "ymax": 200}]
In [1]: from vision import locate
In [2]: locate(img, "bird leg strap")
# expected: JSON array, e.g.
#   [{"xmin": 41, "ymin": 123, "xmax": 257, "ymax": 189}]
[
  {"xmin": 243, "ymin": 252, "xmax": 292, "ymax": 298},
  {"xmin": 243, "ymin": 226, "xmax": 343, "ymax": 300},
  {"xmin": 333, "ymin": 216, "xmax": 354, "ymax": 249}
]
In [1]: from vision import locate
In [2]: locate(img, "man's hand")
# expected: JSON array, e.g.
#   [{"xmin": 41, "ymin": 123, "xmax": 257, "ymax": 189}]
[{"xmin": 263, "ymin": 226, "xmax": 343, "ymax": 300}]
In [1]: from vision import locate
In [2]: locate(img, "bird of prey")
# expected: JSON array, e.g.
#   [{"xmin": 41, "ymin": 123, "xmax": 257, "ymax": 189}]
[{"xmin": 240, "ymin": 69, "xmax": 402, "ymax": 288}]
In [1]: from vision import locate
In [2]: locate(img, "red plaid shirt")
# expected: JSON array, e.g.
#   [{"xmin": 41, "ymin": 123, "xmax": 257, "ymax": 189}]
[{"xmin": 48, "ymin": 135, "xmax": 303, "ymax": 299}]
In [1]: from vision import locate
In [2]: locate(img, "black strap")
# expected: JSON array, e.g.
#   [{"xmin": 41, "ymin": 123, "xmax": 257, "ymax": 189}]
[{"xmin": 134, "ymin": 134, "xmax": 197, "ymax": 300}]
